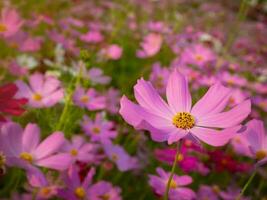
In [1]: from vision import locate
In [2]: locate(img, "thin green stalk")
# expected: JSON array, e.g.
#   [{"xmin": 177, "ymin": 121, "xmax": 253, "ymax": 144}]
[
  {"xmin": 236, "ymin": 170, "xmax": 257, "ymax": 200},
  {"xmin": 224, "ymin": 0, "xmax": 249, "ymax": 53},
  {"xmin": 163, "ymin": 142, "xmax": 180, "ymax": 200},
  {"xmin": 55, "ymin": 65, "xmax": 83, "ymax": 133}
]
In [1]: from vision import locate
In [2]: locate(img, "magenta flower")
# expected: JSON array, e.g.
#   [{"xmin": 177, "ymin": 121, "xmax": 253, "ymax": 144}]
[
  {"xmin": 104, "ymin": 144, "xmax": 139, "ymax": 172},
  {"xmin": 148, "ymin": 167, "xmax": 196, "ymax": 200},
  {"xmin": 243, "ymin": 119, "xmax": 267, "ymax": 165},
  {"xmin": 73, "ymin": 87, "xmax": 105, "ymax": 110},
  {"xmin": 61, "ymin": 135, "xmax": 103, "ymax": 164},
  {"xmin": 0, "ymin": 8, "xmax": 23, "ymax": 38},
  {"xmin": 180, "ymin": 44, "xmax": 215, "ymax": 67},
  {"xmin": 58, "ymin": 165, "xmax": 95, "ymax": 200},
  {"xmin": 136, "ymin": 33, "xmax": 162, "ymax": 58},
  {"xmin": 0, "ymin": 122, "xmax": 71, "ymax": 171},
  {"xmin": 120, "ymin": 69, "xmax": 251, "ymax": 146},
  {"xmin": 81, "ymin": 113, "xmax": 117, "ymax": 144},
  {"xmin": 15, "ymin": 73, "xmax": 64, "ymax": 108},
  {"xmin": 88, "ymin": 181, "xmax": 122, "ymax": 200},
  {"xmin": 154, "ymin": 147, "xmax": 209, "ymax": 175}
]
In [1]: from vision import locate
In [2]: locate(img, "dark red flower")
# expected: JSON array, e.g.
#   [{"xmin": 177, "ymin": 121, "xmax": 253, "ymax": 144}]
[{"xmin": 0, "ymin": 83, "xmax": 27, "ymax": 121}]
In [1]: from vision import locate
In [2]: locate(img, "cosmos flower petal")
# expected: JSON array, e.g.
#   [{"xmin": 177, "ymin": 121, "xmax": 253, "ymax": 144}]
[
  {"xmin": 134, "ymin": 78, "xmax": 173, "ymax": 118},
  {"xmin": 36, "ymin": 153, "xmax": 72, "ymax": 170},
  {"xmin": 191, "ymin": 126, "xmax": 241, "ymax": 146},
  {"xmin": 191, "ymin": 82, "xmax": 232, "ymax": 118},
  {"xmin": 0, "ymin": 122, "xmax": 23, "ymax": 156},
  {"xmin": 167, "ymin": 129, "xmax": 187, "ymax": 145},
  {"xmin": 34, "ymin": 132, "xmax": 65, "ymax": 159},
  {"xmin": 22, "ymin": 123, "xmax": 40, "ymax": 153},
  {"xmin": 196, "ymin": 99, "xmax": 251, "ymax": 128},
  {"xmin": 176, "ymin": 176, "xmax": 193, "ymax": 186},
  {"xmin": 119, "ymin": 95, "xmax": 172, "ymax": 131},
  {"xmin": 166, "ymin": 69, "xmax": 192, "ymax": 113},
  {"xmin": 29, "ymin": 73, "xmax": 44, "ymax": 93},
  {"xmin": 244, "ymin": 119, "xmax": 266, "ymax": 151}
]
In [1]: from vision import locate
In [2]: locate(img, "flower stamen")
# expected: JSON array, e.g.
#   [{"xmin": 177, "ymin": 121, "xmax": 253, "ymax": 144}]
[{"xmin": 172, "ymin": 112, "xmax": 195, "ymax": 130}]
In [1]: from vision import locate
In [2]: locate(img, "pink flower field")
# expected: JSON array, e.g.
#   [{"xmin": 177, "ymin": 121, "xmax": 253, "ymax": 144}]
[{"xmin": 0, "ymin": 0, "xmax": 266, "ymax": 199}]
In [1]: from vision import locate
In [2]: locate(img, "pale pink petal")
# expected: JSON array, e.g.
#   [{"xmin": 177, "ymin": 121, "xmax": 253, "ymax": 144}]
[
  {"xmin": 36, "ymin": 153, "xmax": 72, "ymax": 170},
  {"xmin": 22, "ymin": 123, "xmax": 40, "ymax": 153},
  {"xmin": 166, "ymin": 69, "xmax": 191, "ymax": 113},
  {"xmin": 196, "ymin": 100, "xmax": 251, "ymax": 128},
  {"xmin": 42, "ymin": 77, "xmax": 61, "ymax": 95},
  {"xmin": 134, "ymin": 79, "xmax": 173, "ymax": 118},
  {"xmin": 167, "ymin": 129, "xmax": 187, "ymax": 145},
  {"xmin": 29, "ymin": 73, "xmax": 44, "ymax": 92},
  {"xmin": 176, "ymin": 175, "xmax": 192, "ymax": 186},
  {"xmin": 15, "ymin": 80, "xmax": 33, "ymax": 98},
  {"xmin": 244, "ymin": 119, "xmax": 266, "ymax": 151},
  {"xmin": 0, "ymin": 122, "xmax": 23, "ymax": 156},
  {"xmin": 34, "ymin": 132, "xmax": 65, "ymax": 159},
  {"xmin": 191, "ymin": 126, "xmax": 241, "ymax": 146},
  {"xmin": 42, "ymin": 89, "xmax": 64, "ymax": 107},
  {"xmin": 191, "ymin": 82, "xmax": 232, "ymax": 118}
]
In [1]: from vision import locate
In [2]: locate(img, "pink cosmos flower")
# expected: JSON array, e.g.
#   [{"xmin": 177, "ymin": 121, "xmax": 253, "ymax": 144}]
[
  {"xmin": 0, "ymin": 122, "xmax": 71, "ymax": 171},
  {"xmin": 220, "ymin": 72, "xmax": 248, "ymax": 88},
  {"xmin": 15, "ymin": 73, "xmax": 64, "ymax": 108},
  {"xmin": 230, "ymin": 133, "xmax": 252, "ymax": 157},
  {"xmin": 0, "ymin": 8, "xmax": 23, "ymax": 38},
  {"xmin": 180, "ymin": 44, "xmax": 216, "ymax": 67},
  {"xmin": 120, "ymin": 69, "xmax": 251, "ymax": 146},
  {"xmin": 149, "ymin": 63, "xmax": 170, "ymax": 95},
  {"xmin": 148, "ymin": 167, "xmax": 196, "ymax": 200},
  {"xmin": 197, "ymin": 185, "xmax": 219, "ymax": 200},
  {"xmin": 136, "ymin": 33, "xmax": 162, "ymax": 58},
  {"xmin": 73, "ymin": 87, "xmax": 105, "ymax": 110},
  {"xmin": 81, "ymin": 114, "xmax": 117, "ymax": 144},
  {"xmin": 88, "ymin": 181, "xmax": 122, "ymax": 200},
  {"xmin": 61, "ymin": 135, "xmax": 103, "ymax": 164},
  {"xmin": 105, "ymin": 88, "xmax": 120, "ymax": 114},
  {"xmin": 87, "ymin": 68, "xmax": 111, "ymax": 85},
  {"xmin": 243, "ymin": 119, "xmax": 267, "ymax": 165},
  {"xmin": 104, "ymin": 144, "xmax": 139, "ymax": 172},
  {"xmin": 101, "ymin": 44, "xmax": 123, "ymax": 60},
  {"xmin": 27, "ymin": 170, "xmax": 58, "ymax": 199},
  {"xmin": 58, "ymin": 165, "xmax": 95, "ymax": 200},
  {"xmin": 80, "ymin": 30, "xmax": 103, "ymax": 43}
]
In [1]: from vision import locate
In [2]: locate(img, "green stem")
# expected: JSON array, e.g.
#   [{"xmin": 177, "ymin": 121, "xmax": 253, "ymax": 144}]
[
  {"xmin": 224, "ymin": 0, "xmax": 249, "ymax": 53},
  {"xmin": 55, "ymin": 64, "xmax": 83, "ymax": 133},
  {"xmin": 163, "ymin": 142, "xmax": 180, "ymax": 200},
  {"xmin": 236, "ymin": 170, "xmax": 257, "ymax": 200}
]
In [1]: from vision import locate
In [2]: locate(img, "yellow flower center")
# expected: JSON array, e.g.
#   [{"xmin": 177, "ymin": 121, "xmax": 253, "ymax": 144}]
[
  {"xmin": 20, "ymin": 152, "xmax": 33, "ymax": 163},
  {"xmin": 92, "ymin": 127, "xmax": 100, "ymax": 134},
  {"xmin": 32, "ymin": 93, "xmax": 43, "ymax": 101},
  {"xmin": 111, "ymin": 153, "xmax": 118, "ymax": 161},
  {"xmin": 172, "ymin": 112, "xmax": 195, "ymax": 130},
  {"xmin": 176, "ymin": 153, "xmax": 184, "ymax": 162},
  {"xmin": 75, "ymin": 187, "xmax": 86, "ymax": 199},
  {"xmin": 256, "ymin": 150, "xmax": 267, "ymax": 160},
  {"xmin": 70, "ymin": 149, "xmax": 78, "ymax": 156},
  {"xmin": 40, "ymin": 187, "xmax": 51, "ymax": 197},
  {"xmin": 0, "ymin": 23, "xmax": 7, "ymax": 32},
  {"xmin": 195, "ymin": 54, "xmax": 204, "ymax": 61},
  {"xmin": 99, "ymin": 194, "xmax": 110, "ymax": 200},
  {"xmin": 169, "ymin": 179, "xmax": 177, "ymax": 189},
  {"xmin": 0, "ymin": 152, "xmax": 6, "ymax": 166},
  {"xmin": 80, "ymin": 95, "xmax": 89, "ymax": 103}
]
